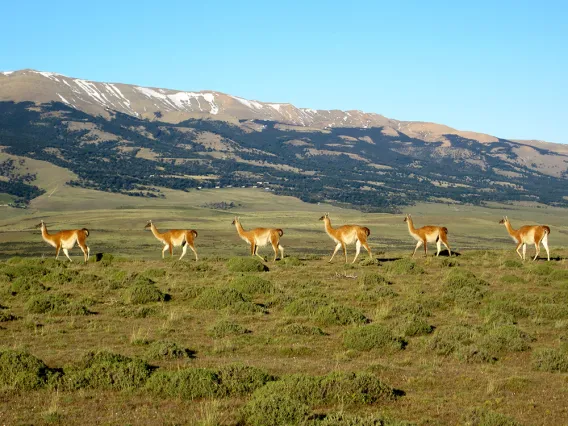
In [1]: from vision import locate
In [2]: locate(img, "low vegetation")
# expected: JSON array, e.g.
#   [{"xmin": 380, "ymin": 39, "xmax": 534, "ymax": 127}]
[{"xmin": 0, "ymin": 249, "xmax": 567, "ymax": 424}]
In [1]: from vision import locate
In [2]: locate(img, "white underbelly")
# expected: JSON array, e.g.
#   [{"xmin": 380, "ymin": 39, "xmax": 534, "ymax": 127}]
[
  {"xmin": 254, "ymin": 234, "xmax": 271, "ymax": 246},
  {"xmin": 61, "ymin": 237, "xmax": 77, "ymax": 249},
  {"xmin": 171, "ymin": 235, "xmax": 186, "ymax": 247}
]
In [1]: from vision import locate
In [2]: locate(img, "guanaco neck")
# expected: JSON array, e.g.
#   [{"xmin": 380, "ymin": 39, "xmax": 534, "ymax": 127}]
[
  {"xmin": 149, "ymin": 223, "xmax": 164, "ymax": 240},
  {"xmin": 323, "ymin": 217, "xmax": 338, "ymax": 238},
  {"xmin": 40, "ymin": 224, "xmax": 52, "ymax": 242},
  {"xmin": 234, "ymin": 221, "xmax": 249, "ymax": 238},
  {"xmin": 406, "ymin": 217, "xmax": 417, "ymax": 235},
  {"xmin": 503, "ymin": 221, "xmax": 519, "ymax": 239}
]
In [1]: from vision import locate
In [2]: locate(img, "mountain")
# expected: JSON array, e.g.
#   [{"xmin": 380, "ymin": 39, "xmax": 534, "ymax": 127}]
[{"xmin": 0, "ymin": 69, "xmax": 567, "ymax": 210}]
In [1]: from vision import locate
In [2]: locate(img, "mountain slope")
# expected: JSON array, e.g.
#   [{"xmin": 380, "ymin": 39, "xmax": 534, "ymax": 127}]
[{"xmin": 0, "ymin": 70, "xmax": 567, "ymax": 210}]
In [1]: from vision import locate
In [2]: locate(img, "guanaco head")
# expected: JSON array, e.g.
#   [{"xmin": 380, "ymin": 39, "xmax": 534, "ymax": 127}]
[
  {"xmin": 144, "ymin": 220, "xmax": 153, "ymax": 229},
  {"xmin": 499, "ymin": 216, "xmax": 509, "ymax": 225},
  {"xmin": 231, "ymin": 216, "xmax": 239, "ymax": 225},
  {"xmin": 403, "ymin": 214, "xmax": 411, "ymax": 223},
  {"xmin": 318, "ymin": 213, "xmax": 330, "ymax": 221},
  {"xmin": 34, "ymin": 220, "xmax": 45, "ymax": 229}
]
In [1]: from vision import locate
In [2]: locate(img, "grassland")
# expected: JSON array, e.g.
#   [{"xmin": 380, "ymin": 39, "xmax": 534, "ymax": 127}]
[{"xmin": 1, "ymin": 173, "xmax": 568, "ymax": 425}]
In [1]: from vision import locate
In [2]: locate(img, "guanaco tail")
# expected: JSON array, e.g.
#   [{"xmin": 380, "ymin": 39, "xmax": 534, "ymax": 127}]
[
  {"xmin": 35, "ymin": 220, "xmax": 90, "ymax": 262},
  {"xmin": 499, "ymin": 216, "xmax": 550, "ymax": 261},
  {"xmin": 145, "ymin": 220, "xmax": 198, "ymax": 261},
  {"xmin": 319, "ymin": 213, "xmax": 372, "ymax": 263},
  {"xmin": 232, "ymin": 217, "xmax": 284, "ymax": 261},
  {"xmin": 404, "ymin": 214, "xmax": 451, "ymax": 257}
]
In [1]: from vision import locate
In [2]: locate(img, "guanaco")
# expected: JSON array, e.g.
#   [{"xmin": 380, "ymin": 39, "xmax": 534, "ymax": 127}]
[
  {"xmin": 319, "ymin": 213, "xmax": 372, "ymax": 263},
  {"xmin": 35, "ymin": 220, "xmax": 90, "ymax": 262},
  {"xmin": 232, "ymin": 217, "xmax": 284, "ymax": 261},
  {"xmin": 499, "ymin": 216, "xmax": 550, "ymax": 261},
  {"xmin": 145, "ymin": 220, "xmax": 198, "ymax": 260},
  {"xmin": 403, "ymin": 214, "xmax": 451, "ymax": 257}
]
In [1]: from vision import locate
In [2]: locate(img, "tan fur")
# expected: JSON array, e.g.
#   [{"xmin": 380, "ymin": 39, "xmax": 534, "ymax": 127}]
[
  {"xmin": 404, "ymin": 214, "xmax": 451, "ymax": 257},
  {"xmin": 145, "ymin": 220, "xmax": 198, "ymax": 261},
  {"xmin": 36, "ymin": 220, "xmax": 90, "ymax": 262},
  {"xmin": 319, "ymin": 213, "xmax": 372, "ymax": 263},
  {"xmin": 499, "ymin": 216, "xmax": 550, "ymax": 261},
  {"xmin": 232, "ymin": 217, "xmax": 284, "ymax": 261}
]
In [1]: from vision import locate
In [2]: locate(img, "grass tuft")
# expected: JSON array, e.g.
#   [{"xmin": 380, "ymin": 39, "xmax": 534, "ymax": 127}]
[
  {"xmin": 193, "ymin": 288, "xmax": 248, "ymax": 310},
  {"xmin": 532, "ymin": 348, "xmax": 568, "ymax": 372},
  {"xmin": 0, "ymin": 349, "xmax": 55, "ymax": 391},
  {"xmin": 278, "ymin": 323, "xmax": 327, "ymax": 336},
  {"xmin": 145, "ymin": 341, "xmax": 194, "ymax": 360},
  {"xmin": 344, "ymin": 325, "xmax": 406, "ymax": 352},
  {"xmin": 314, "ymin": 303, "xmax": 368, "ymax": 326},
  {"xmin": 124, "ymin": 281, "xmax": 167, "ymax": 305},
  {"xmin": 462, "ymin": 407, "xmax": 521, "ymax": 426},
  {"xmin": 227, "ymin": 257, "xmax": 268, "ymax": 272},
  {"xmin": 216, "ymin": 364, "xmax": 275, "ymax": 397},
  {"xmin": 230, "ymin": 275, "xmax": 275, "ymax": 295},
  {"xmin": 383, "ymin": 258, "xmax": 424, "ymax": 275},
  {"xmin": 145, "ymin": 368, "xmax": 219, "ymax": 399},
  {"xmin": 208, "ymin": 319, "xmax": 250, "ymax": 338}
]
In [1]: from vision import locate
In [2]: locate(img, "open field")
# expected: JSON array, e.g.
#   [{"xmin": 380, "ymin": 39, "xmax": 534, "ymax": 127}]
[{"xmin": 1, "ymin": 182, "xmax": 568, "ymax": 425}]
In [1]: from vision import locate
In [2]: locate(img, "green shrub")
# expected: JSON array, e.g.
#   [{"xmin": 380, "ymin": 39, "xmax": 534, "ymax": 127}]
[
  {"xmin": 482, "ymin": 300, "xmax": 530, "ymax": 324},
  {"xmin": 25, "ymin": 294, "xmax": 69, "ymax": 314},
  {"xmin": 124, "ymin": 282, "xmax": 166, "ymax": 305},
  {"xmin": 278, "ymin": 323, "xmax": 327, "ymax": 336},
  {"xmin": 0, "ymin": 349, "xmax": 54, "ymax": 390},
  {"xmin": 227, "ymin": 257, "xmax": 268, "ymax": 272},
  {"xmin": 242, "ymin": 393, "xmax": 310, "ymax": 426},
  {"xmin": 10, "ymin": 276, "xmax": 47, "ymax": 295},
  {"xmin": 439, "ymin": 258, "xmax": 459, "ymax": 268},
  {"xmin": 443, "ymin": 269, "xmax": 488, "ymax": 306},
  {"xmin": 116, "ymin": 306, "xmax": 158, "ymax": 318},
  {"xmin": 357, "ymin": 287, "xmax": 399, "ymax": 302},
  {"xmin": 499, "ymin": 275, "xmax": 524, "ymax": 284},
  {"xmin": 532, "ymin": 348, "xmax": 568, "ymax": 372},
  {"xmin": 360, "ymin": 272, "xmax": 390, "ymax": 287},
  {"xmin": 230, "ymin": 301, "xmax": 267, "ymax": 315},
  {"xmin": 550, "ymin": 269, "xmax": 568, "ymax": 281},
  {"xmin": 398, "ymin": 315, "xmax": 434, "ymax": 337},
  {"xmin": 145, "ymin": 341, "xmax": 193, "ymax": 360},
  {"xmin": 314, "ymin": 303, "xmax": 368, "ymax": 326},
  {"xmin": 282, "ymin": 256, "xmax": 303, "ymax": 267},
  {"xmin": 462, "ymin": 407, "xmax": 520, "ymax": 426},
  {"xmin": 0, "ymin": 311, "xmax": 17, "ymax": 322},
  {"xmin": 208, "ymin": 320, "xmax": 250, "ymax": 338},
  {"xmin": 216, "ymin": 364, "xmax": 275, "ymax": 397},
  {"xmin": 503, "ymin": 259, "xmax": 523, "ymax": 268},
  {"xmin": 64, "ymin": 351, "xmax": 153, "ymax": 391},
  {"xmin": 344, "ymin": 325, "xmax": 406, "ymax": 352},
  {"xmin": 285, "ymin": 297, "xmax": 329, "ymax": 316},
  {"xmin": 390, "ymin": 301, "xmax": 432, "ymax": 317},
  {"xmin": 90, "ymin": 253, "xmax": 115, "ymax": 266},
  {"xmin": 530, "ymin": 264, "xmax": 554, "ymax": 276},
  {"xmin": 477, "ymin": 325, "xmax": 533, "ymax": 354},
  {"xmin": 317, "ymin": 412, "xmax": 412, "ymax": 426},
  {"xmin": 143, "ymin": 268, "xmax": 167, "ymax": 279},
  {"xmin": 145, "ymin": 368, "xmax": 219, "ymax": 399},
  {"xmin": 193, "ymin": 288, "xmax": 248, "ymax": 310},
  {"xmin": 231, "ymin": 275, "xmax": 275, "ymax": 295},
  {"xmin": 532, "ymin": 304, "xmax": 568, "ymax": 320},
  {"xmin": 383, "ymin": 259, "xmax": 424, "ymax": 275},
  {"xmin": 358, "ymin": 257, "xmax": 380, "ymax": 266},
  {"xmin": 427, "ymin": 325, "xmax": 477, "ymax": 356}
]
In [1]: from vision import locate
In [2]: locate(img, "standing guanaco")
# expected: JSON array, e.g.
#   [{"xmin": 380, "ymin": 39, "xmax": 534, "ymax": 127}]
[
  {"xmin": 319, "ymin": 213, "xmax": 372, "ymax": 263},
  {"xmin": 35, "ymin": 220, "xmax": 90, "ymax": 262},
  {"xmin": 145, "ymin": 220, "xmax": 198, "ymax": 260},
  {"xmin": 232, "ymin": 217, "xmax": 284, "ymax": 261},
  {"xmin": 499, "ymin": 216, "xmax": 550, "ymax": 261},
  {"xmin": 403, "ymin": 214, "xmax": 451, "ymax": 257}
]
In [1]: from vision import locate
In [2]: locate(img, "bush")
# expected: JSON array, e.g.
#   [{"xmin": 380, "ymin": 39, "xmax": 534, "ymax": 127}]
[
  {"xmin": 443, "ymin": 269, "xmax": 488, "ymax": 306},
  {"xmin": 344, "ymin": 325, "xmax": 406, "ymax": 352},
  {"xmin": 314, "ymin": 304, "xmax": 368, "ymax": 326},
  {"xmin": 477, "ymin": 325, "xmax": 533, "ymax": 355},
  {"xmin": 227, "ymin": 257, "xmax": 268, "ymax": 272},
  {"xmin": 0, "ymin": 311, "xmax": 17, "ymax": 322},
  {"xmin": 282, "ymin": 256, "xmax": 303, "ymax": 267},
  {"xmin": 216, "ymin": 364, "xmax": 275, "ymax": 397},
  {"xmin": 0, "ymin": 349, "xmax": 54, "ymax": 390},
  {"xmin": 398, "ymin": 315, "xmax": 434, "ymax": 337},
  {"xmin": 145, "ymin": 368, "xmax": 219, "ymax": 399},
  {"xmin": 360, "ymin": 272, "xmax": 390, "ymax": 287},
  {"xmin": 532, "ymin": 348, "xmax": 568, "ymax": 372},
  {"xmin": 317, "ymin": 412, "xmax": 412, "ymax": 426},
  {"xmin": 231, "ymin": 275, "xmax": 275, "ymax": 295},
  {"xmin": 145, "ymin": 341, "xmax": 194, "ymax": 360},
  {"xmin": 230, "ymin": 301, "xmax": 267, "ymax": 315},
  {"xmin": 25, "ymin": 294, "xmax": 69, "ymax": 314},
  {"xmin": 193, "ymin": 288, "xmax": 248, "ymax": 310},
  {"xmin": 532, "ymin": 304, "xmax": 568, "ymax": 320},
  {"xmin": 482, "ymin": 300, "xmax": 530, "ymax": 324},
  {"xmin": 503, "ymin": 259, "xmax": 523, "ymax": 268},
  {"xmin": 462, "ymin": 407, "xmax": 520, "ymax": 426},
  {"xmin": 383, "ymin": 259, "xmax": 424, "ymax": 275},
  {"xmin": 208, "ymin": 320, "xmax": 250, "ymax": 338},
  {"xmin": 427, "ymin": 325, "xmax": 477, "ymax": 356},
  {"xmin": 278, "ymin": 323, "xmax": 327, "ymax": 336},
  {"xmin": 63, "ymin": 351, "xmax": 153, "ymax": 391},
  {"xmin": 242, "ymin": 393, "xmax": 310, "ymax": 426},
  {"xmin": 499, "ymin": 275, "xmax": 524, "ymax": 284},
  {"xmin": 10, "ymin": 276, "xmax": 48, "ymax": 295},
  {"xmin": 124, "ymin": 282, "xmax": 166, "ymax": 304},
  {"xmin": 285, "ymin": 297, "xmax": 329, "ymax": 316}
]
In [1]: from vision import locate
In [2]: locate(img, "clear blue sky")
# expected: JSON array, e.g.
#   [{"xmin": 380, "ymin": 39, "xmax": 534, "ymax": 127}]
[{"xmin": 1, "ymin": 0, "xmax": 566, "ymax": 143}]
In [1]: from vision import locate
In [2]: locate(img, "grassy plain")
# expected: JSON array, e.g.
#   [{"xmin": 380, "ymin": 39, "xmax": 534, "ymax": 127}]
[{"xmin": 1, "ymin": 163, "xmax": 568, "ymax": 425}]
